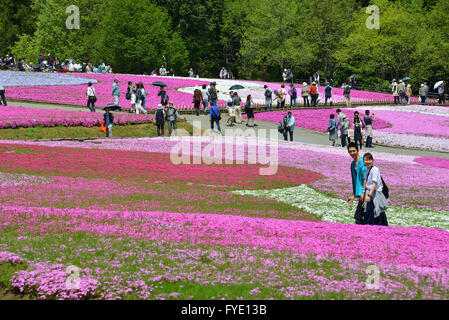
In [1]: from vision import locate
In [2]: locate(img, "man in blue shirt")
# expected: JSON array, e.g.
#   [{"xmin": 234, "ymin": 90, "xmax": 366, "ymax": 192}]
[
  {"xmin": 112, "ymin": 78, "xmax": 120, "ymax": 105},
  {"xmin": 324, "ymin": 83, "xmax": 333, "ymax": 107},
  {"xmin": 347, "ymin": 142, "xmax": 367, "ymax": 224},
  {"xmin": 283, "ymin": 112, "xmax": 295, "ymax": 141}
]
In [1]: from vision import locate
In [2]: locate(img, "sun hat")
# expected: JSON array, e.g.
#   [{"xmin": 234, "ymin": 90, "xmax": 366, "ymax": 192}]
[{"xmin": 303, "ymin": 82, "xmax": 307, "ymax": 85}]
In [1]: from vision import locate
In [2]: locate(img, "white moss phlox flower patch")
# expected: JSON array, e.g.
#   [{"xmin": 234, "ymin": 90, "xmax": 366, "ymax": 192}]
[{"xmin": 233, "ymin": 185, "xmax": 449, "ymax": 231}]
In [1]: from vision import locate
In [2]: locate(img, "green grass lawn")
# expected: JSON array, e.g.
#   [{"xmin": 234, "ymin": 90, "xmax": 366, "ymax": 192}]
[{"xmin": 0, "ymin": 122, "xmax": 193, "ymax": 140}]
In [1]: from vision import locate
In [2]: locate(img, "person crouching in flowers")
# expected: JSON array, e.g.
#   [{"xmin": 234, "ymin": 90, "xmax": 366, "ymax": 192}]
[
  {"xmin": 103, "ymin": 107, "xmax": 114, "ymax": 138},
  {"xmin": 360, "ymin": 153, "xmax": 388, "ymax": 226}
]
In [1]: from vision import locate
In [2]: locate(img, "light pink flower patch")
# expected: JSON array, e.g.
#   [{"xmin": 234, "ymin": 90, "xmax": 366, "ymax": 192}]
[
  {"xmin": 414, "ymin": 157, "xmax": 449, "ymax": 170},
  {"xmin": 0, "ymin": 106, "xmax": 153, "ymax": 128}
]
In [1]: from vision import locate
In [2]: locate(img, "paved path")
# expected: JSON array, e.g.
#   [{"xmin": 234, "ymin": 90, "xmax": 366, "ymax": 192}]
[
  {"xmin": 183, "ymin": 114, "xmax": 449, "ymax": 159},
  {"xmin": 6, "ymin": 100, "xmax": 449, "ymax": 159}
]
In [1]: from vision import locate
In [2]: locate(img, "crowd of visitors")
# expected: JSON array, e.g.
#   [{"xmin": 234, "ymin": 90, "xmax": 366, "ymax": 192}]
[
  {"xmin": 0, "ymin": 53, "xmax": 114, "ymax": 74},
  {"xmin": 326, "ymin": 109, "xmax": 376, "ymax": 149}
]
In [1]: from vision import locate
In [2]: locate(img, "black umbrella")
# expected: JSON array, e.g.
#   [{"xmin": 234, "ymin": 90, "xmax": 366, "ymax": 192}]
[
  {"xmin": 103, "ymin": 104, "xmax": 121, "ymax": 112},
  {"xmin": 152, "ymin": 81, "xmax": 167, "ymax": 87},
  {"xmin": 229, "ymin": 85, "xmax": 245, "ymax": 90}
]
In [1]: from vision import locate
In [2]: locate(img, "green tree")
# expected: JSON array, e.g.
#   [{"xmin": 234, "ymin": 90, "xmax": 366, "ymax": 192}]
[
  {"xmin": 334, "ymin": 0, "xmax": 425, "ymax": 89},
  {"xmin": 240, "ymin": 0, "xmax": 301, "ymax": 79},
  {"xmin": 0, "ymin": 0, "xmax": 39, "ymax": 54},
  {"xmin": 295, "ymin": 0, "xmax": 358, "ymax": 77},
  {"xmin": 32, "ymin": 0, "xmax": 106, "ymax": 64},
  {"xmin": 101, "ymin": 0, "xmax": 189, "ymax": 74},
  {"xmin": 154, "ymin": 0, "xmax": 224, "ymax": 77},
  {"xmin": 220, "ymin": 0, "xmax": 254, "ymax": 78}
]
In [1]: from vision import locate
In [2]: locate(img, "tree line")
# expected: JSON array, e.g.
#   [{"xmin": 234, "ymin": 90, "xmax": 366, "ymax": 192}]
[{"xmin": 1, "ymin": 0, "xmax": 448, "ymax": 90}]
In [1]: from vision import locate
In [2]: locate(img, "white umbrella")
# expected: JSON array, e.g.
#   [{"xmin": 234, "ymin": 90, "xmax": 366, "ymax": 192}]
[{"xmin": 434, "ymin": 81, "xmax": 444, "ymax": 90}]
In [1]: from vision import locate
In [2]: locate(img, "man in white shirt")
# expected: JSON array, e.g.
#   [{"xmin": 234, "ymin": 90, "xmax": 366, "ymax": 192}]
[
  {"xmin": 226, "ymin": 91, "xmax": 236, "ymax": 126},
  {"xmin": 201, "ymin": 84, "xmax": 210, "ymax": 114},
  {"xmin": 159, "ymin": 65, "xmax": 167, "ymax": 76},
  {"xmin": 86, "ymin": 82, "xmax": 96, "ymax": 112}
]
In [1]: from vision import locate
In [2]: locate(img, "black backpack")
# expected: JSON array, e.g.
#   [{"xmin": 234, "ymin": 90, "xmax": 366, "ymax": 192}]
[
  {"xmin": 344, "ymin": 86, "xmax": 351, "ymax": 95},
  {"xmin": 381, "ymin": 176, "xmax": 389, "ymax": 199},
  {"xmin": 126, "ymin": 87, "xmax": 131, "ymax": 100},
  {"xmin": 366, "ymin": 166, "xmax": 389, "ymax": 199}
]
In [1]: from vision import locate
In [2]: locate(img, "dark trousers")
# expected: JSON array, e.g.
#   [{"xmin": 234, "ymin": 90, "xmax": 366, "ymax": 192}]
[
  {"xmin": 157, "ymin": 123, "xmax": 164, "ymax": 136},
  {"xmin": 0, "ymin": 90, "xmax": 6, "ymax": 106},
  {"xmin": 365, "ymin": 136, "xmax": 373, "ymax": 148},
  {"xmin": 324, "ymin": 96, "xmax": 332, "ymax": 107},
  {"xmin": 87, "ymin": 97, "xmax": 95, "ymax": 112},
  {"xmin": 420, "ymin": 96, "xmax": 426, "ymax": 104},
  {"xmin": 277, "ymin": 100, "xmax": 285, "ymax": 108},
  {"xmin": 394, "ymin": 96, "xmax": 399, "ymax": 104},
  {"xmin": 355, "ymin": 138, "xmax": 363, "ymax": 149},
  {"xmin": 341, "ymin": 134, "xmax": 349, "ymax": 147},
  {"xmin": 283, "ymin": 127, "xmax": 293, "ymax": 141},
  {"xmin": 211, "ymin": 119, "xmax": 221, "ymax": 132},
  {"xmin": 194, "ymin": 100, "xmax": 201, "ymax": 116},
  {"xmin": 439, "ymin": 94, "xmax": 445, "ymax": 104},
  {"xmin": 354, "ymin": 200, "xmax": 364, "ymax": 224},
  {"xmin": 290, "ymin": 97, "xmax": 297, "ymax": 108},
  {"xmin": 303, "ymin": 96, "xmax": 309, "ymax": 107},
  {"xmin": 311, "ymin": 94, "xmax": 318, "ymax": 107},
  {"xmin": 364, "ymin": 196, "xmax": 389, "ymax": 226}
]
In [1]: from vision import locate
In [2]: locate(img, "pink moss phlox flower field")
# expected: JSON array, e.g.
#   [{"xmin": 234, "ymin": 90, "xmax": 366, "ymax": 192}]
[
  {"xmin": 0, "ymin": 106, "xmax": 153, "ymax": 128},
  {"xmin": 253, "ymin": 109, "xmax": 390, "ymax": 131},
  {"xmin": 4, "ymin": 71, "xmax": 436, "ymax": 108},
  {"xmin": 238, "ymin": 80, "xmax": 425, "ymax": 104},
  {"xmin": 2, "ymin": 205, "xmax": 449, "ymax": 270},
  {"xmin": 414, "ymin": 157, "xmax": 449, "ymax": 170},
  {"xmin": 253, "ymin": 108, "xmax": 449, "ymax": 151},
  {"xmin": 0, "ymin": 138, "xmax": 447, "ymax": 211},
  {"xmin": 0, "ymin": 122, "xmax": 448, "ymax": 298},
  {"xmin": 10, "ymin": 261, "xmax": 99, "ymax": 300},
  {"xmin": 6, "ymin": 73, "xmax": 212, "ymax": 110}
]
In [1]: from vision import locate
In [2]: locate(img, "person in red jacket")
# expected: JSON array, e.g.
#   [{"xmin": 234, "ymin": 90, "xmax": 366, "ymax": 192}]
[{"xmin": 309, "ymin": 82, "xmax": 318, "ymax": 107}]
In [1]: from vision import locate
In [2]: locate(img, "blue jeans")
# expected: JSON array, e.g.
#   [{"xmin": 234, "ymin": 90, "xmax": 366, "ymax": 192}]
[
  {"xmin": 266, "ymin": 100, "xmax": 272, "ymax": 111},
  {"xmin": 400, "ymin": 95, "xmax": 406, "ymax": 104},
  {"xmin": 324, "ymin": 96, "xmax": 332, "ymax": 106},
  {"xmin": 211, "ymin": 118, "xmax": 221, "ymax": 132}
]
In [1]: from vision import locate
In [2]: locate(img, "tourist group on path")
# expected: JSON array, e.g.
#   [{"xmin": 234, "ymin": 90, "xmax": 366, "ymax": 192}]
[{"xmin": 327, "ymin": 109, "xmax": 375, "ymax": 148}]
